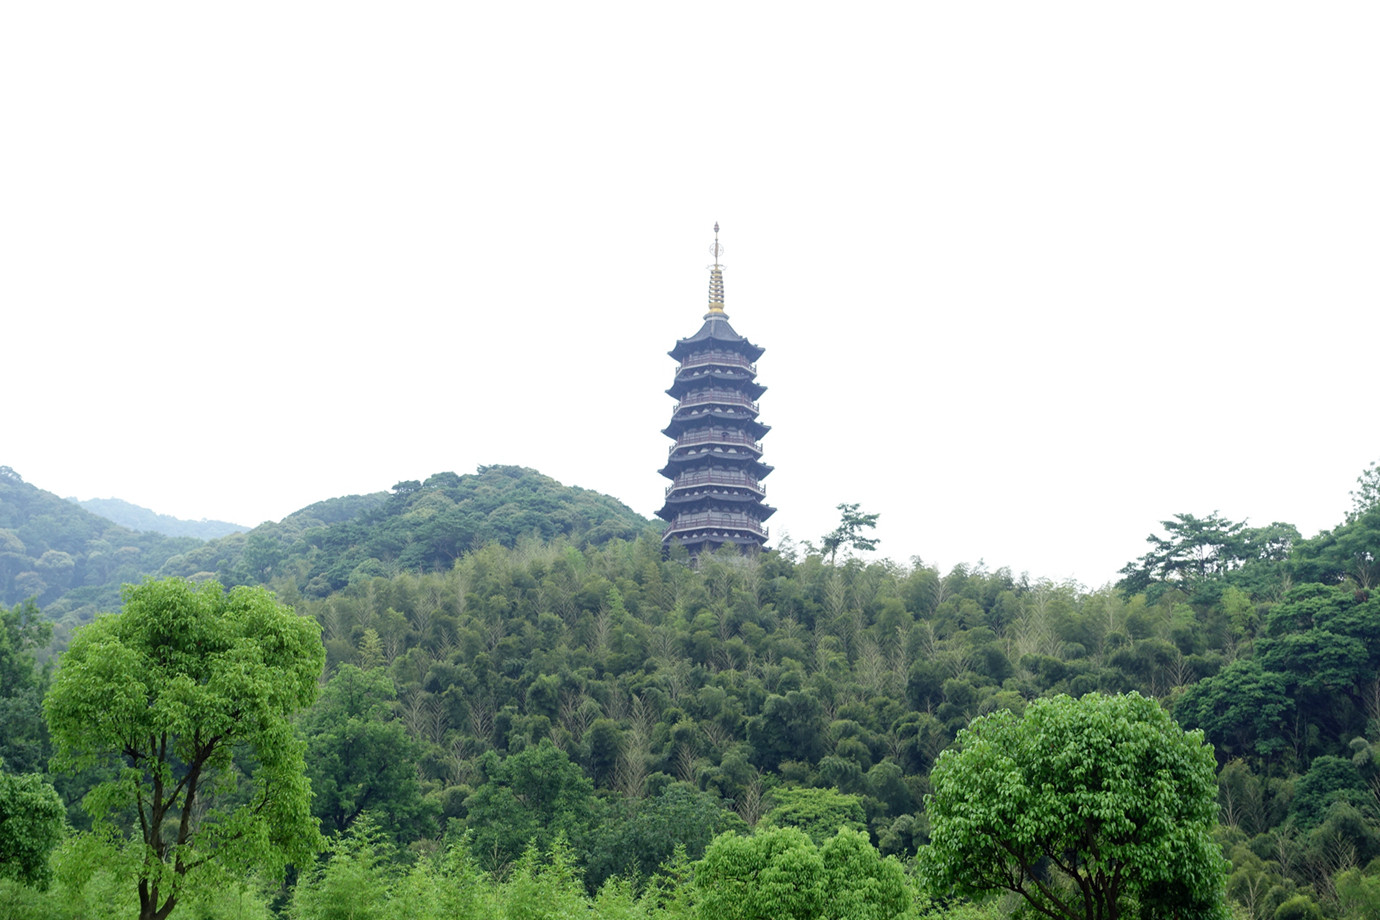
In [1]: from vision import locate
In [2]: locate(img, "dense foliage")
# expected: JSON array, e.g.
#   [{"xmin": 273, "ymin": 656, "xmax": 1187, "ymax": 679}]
[
  {"xmin": 0, "ymin": 467, "xmax": 199, "ymax": 620},
  {"xmin": 5, "ymin": 460, "xmax": 1380, "ymax": 918},
  {"xmin": 160, "ymin": 465, "xmax": 658, "ymax": 600},
  {"xmin": 925, "ymin": 692, "xmax": 1227, "ymax": 920},
  {"xmin": 44, "ymin": 579, "xmax": 325, "ymax": 920},
  {"xmin": 1, "ymin": 465, "xmax": 655, "ymax": 631}
]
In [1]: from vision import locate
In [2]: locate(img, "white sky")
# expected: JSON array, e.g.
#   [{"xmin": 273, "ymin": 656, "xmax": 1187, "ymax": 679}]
[{"xmin": 3, "ymin": 3, "xmax": 1377, "ymax": 589}]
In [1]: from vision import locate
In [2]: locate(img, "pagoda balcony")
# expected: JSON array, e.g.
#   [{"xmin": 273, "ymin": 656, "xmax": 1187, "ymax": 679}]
[
  {"xmin": 670, "ymin": 430, "xmax": 763, "ymax": 452},
  {"xmin": 675, "ymin": 391, "xmax": 760, "ymax": 413},
  {"xmin": 666, "ymin": 470, "xmax": 766, "ymax": 496},
  {"xmin": 677, "ymin": 351, "xmax": 757, "ymax": 374},
  {"xmin": 665, "ymin": 512, "xmax": 769, "ymax": 539}
]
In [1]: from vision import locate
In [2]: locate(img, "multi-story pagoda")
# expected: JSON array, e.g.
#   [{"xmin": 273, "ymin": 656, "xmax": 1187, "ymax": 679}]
[{"xmin": 657, "ymin": 224, "xmax": 775, "ymax": 555}]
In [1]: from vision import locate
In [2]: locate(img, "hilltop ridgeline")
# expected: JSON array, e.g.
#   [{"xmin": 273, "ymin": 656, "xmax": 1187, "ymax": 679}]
[
  {"xmin": 1, "ymin": 465, "xmax": 656, "ymax": 625},
  {"xmin": 69, "ymin": 496, "xmax": 247, "ymax": 541}
]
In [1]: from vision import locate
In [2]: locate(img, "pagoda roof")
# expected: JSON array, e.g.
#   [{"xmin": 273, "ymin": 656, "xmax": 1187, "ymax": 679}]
[
  {"xmin": 660, "ymin": 456, "xmax": 774, "ymax": 480},
  {"xmin": 667, "ymin": 370, "xmax": 766, "ymax": 401},
  {"xmin": 657, "ymin": 493, "xmax": 778, "ymax": 521},
  {"xmin": 662, "ymin": 415, "xmax": 770, "ymax": 440},
  {"xmin": 668, "ymin": 313, "xmax": 765, "ymax": 363}
]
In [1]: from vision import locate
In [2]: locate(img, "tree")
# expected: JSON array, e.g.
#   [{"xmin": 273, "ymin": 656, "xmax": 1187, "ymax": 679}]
[
  {"xmin": 696, "ymin": 826, "xmax": 911, "ymax": 920},
  {"xmin": 287, "ymin": 815, "xmax": 395, "ymax": 920},
  {"xmin": 923, "ymin": 692, "xmax": 1228, "ymax": 920},
  {"xmin": 0, "ymin": 759, "xmax": 65, "ymax": 889},
  {"xmin": 1116, "ymin": 511, "xmax": 1250, "ymax": 599},
  {"xmin": 818, "ymin": 827, "xmax": 913, "ymax": 920},
  {"xmin": 44, "ymin": 578, "xmax": 325, "ymax": 920},
  {"xmin": 1173, "ymin": 659, "xmax": 1294, "ymax": 761},
  {"xmin": 821, "ymin": 503, "xmax": 880, "ymax": 564},
  {"xmin": 461, "ymin": 740, "xmax": 597, "ymax": 872},
  {"xmin": 759, "ymin": 786, "xmax": 866, "ymax": 845},
  {"xmin": 582, "ymin": 782, "xmax": 743, "ymax": 891},
  {"xmin": 1350, "ymin": 459, "xmax": 1380, "ymax": 523},
  {"xmin": 696, "ymin": 826, "xmax": 824, "ymax": 920},
  {"xmin": 747, "ymin": 690, "xmax": 825, "ymax": 771},
  {"xmin": 1291, "ymin": 505, "xmax": 1380, "ymax": 589},
  {"xmin": 299, "ymin": 665, "xmax": 434, "ymax": 841},
  {"xmin": 0, "ymin": 598, "xmax": 52, "ymax": 774}
]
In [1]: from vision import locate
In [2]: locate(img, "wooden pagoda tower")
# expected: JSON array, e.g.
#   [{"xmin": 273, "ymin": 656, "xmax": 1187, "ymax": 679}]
[{"xmin": 657, "ymin": 225, "xmax": 775, "ymax": 555}]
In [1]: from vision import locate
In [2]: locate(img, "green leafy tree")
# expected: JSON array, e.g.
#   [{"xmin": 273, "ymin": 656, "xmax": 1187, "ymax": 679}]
[
  {"xmin": 759, "ymin": 786, "xmax": 866, "ymax": 846},
  {"xmin": 1350, "ymin": 459, "xmax": 1380, "ymax": 523},
  {"xmin": 299, "ymin": 665, "xmax": 434, "ymax": 841},
  {"xmin": 818, "ymin": 827, "xmax": 912, "ymax": 920},
  {"xmin": 696, "ymin": 826, "xmax": 825, "ymax": 920},
  {"xmin": 1289, "ymin": 756, "xmax": 1368, "ymax": 832},
  {"xmin": 697, "ymin": 826, "xmax": 911, "ymax": 920},
  {"xmin": 747, "ymin": 691, "xmax": 825, "ymax": 771},
  {"xmin": 0, "ymin": 599, "xmax": 52, "ymax": 774},
  {"xmin": 288, "ymin": 815, "xmax": 395, "ymax": 920},
  {"xmin": 461, "ymin": 741, "xmax": 597, "ymax": 872},
  {"xmin": 583, "ymin": 783, "xmax": 743, "ymax": 891},
  {"xmin": 1288, "ymin": 505, "xmax": 1380, "ymax": 590},
  {"xmin": 499, "ymin": 837, "xmax": 591, "ymax": 920},
  {"xmin": 923, "ymin": 692, "xmax": 1228, "ymax": 920},
  {"xmin": 0, "ymin": 759, "xmax": 65, "ymax": 889},
  {"xmin": 1116, "ymin": 511, "xmax": 1251, "ymax": 599},
  {"xmin": 820, "ymin": 503, "xmax": 880, "ymax": 564},
  {"xmin": 1335, "ymin": 866, "xmax": 1380, "ymax": 920},
  {"xmin": 1173, "ymin": 659, "xmax": 1294, "ymax": 761},
  {"xmin": 44, "ymin": 578, "xmax": 325, "ymax": 920}
]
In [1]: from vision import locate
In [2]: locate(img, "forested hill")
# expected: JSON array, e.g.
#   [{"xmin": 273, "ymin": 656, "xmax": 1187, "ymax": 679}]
[
  {"xmin": 69, "ymin": 497, "xmax": 246, "ymax": 541},
  {"xmin": 157, "ymin": 465, "xmax": 659, "ymax": 599},
  {"xmin": 2, "ymin": 465, "xmax": 657, "ymax": 625},
  {"xmin": 0, "ymin": 466, "xmax": 199, "ymax": 618},
  {"xmin": 7, "ymin": 463, "xmax": 1380, "ymax": 917}
]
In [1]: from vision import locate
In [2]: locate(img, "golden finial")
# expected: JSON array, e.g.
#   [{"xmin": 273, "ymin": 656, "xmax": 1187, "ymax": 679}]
[{"xmin": 707, "ymin": 223, "xmax": 726, "ymax": 314}]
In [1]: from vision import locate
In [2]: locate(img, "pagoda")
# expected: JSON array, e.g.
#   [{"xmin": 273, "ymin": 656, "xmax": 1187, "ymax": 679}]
[{"xmin": 657, "ymin": 224, "xmax": 775, "ymax": 555}]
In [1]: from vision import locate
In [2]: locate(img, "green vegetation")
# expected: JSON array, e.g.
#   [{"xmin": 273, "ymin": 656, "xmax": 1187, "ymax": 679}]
[
  {"xmin": 5, "ymin": 459, "xmax": 1380, "ymax": 918},
  {"xmin": 819, "ymin": 502, "xmax": 880, "ymax": 565},
  {"xmin": 44, "ymin": 579, "xmax": 325, "ymax": 920},
  {"xmin": 924, "ymin": 692, "xmax": 1227, "ymax": 920},
  {"xmin": 0, "ymin": 762, "xmax": 64, "ymax": 889},
  {"xmin": 0, "ymin": 467, "xmax": 199, "ymax": 622},
  {"xmin": 3, "ymin": 466, "xmax": 654, "ymax": 628}
]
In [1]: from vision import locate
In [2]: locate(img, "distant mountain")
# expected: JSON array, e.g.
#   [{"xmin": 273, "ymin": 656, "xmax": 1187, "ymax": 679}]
[
  {"xmin": 71, "ymin": 497, "xmax": 246, "ymax": 540},
  {"xmin": 0, "ymin": 466, "xmax": 200, "ymax": 624},
  {"xmin": 3, "ymin": 465, "xmax": 657, "ymax": 625}
]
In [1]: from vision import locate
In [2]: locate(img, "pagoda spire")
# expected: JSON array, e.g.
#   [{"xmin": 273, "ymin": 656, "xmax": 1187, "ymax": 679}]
[{"xmin": 707, "ymin": 222, "xmax": 726, "ymax": 315}]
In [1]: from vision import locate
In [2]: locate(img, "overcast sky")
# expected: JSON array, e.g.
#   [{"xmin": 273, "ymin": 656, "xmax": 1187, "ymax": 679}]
[{"xmin": 3, "ymin": 3, "xmax": 1377, "ymax": 588}]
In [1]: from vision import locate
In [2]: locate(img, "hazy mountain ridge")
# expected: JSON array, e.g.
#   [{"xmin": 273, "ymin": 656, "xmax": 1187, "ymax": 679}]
[
  {"xmin": 0, "ymin": 466, "xmax": 199, "ymax": 621},
  {"xmin": 69, "ymin": 496, "xmax": 247, "ymax": 540},
  {"xmin": 3, "ymin": 465, "xmax": 657, "ymax": 623}
]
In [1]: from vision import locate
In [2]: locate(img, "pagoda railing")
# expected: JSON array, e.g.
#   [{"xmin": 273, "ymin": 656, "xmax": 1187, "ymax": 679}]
[
  {"xmin": 666, "ymin": 470, "xmax": 766, "ymax": 496},
  {"xmin": 670, "ymin": 430, "xmax": 763, "ymax": 453},
  {"xmin": 677, "ymin": 351, "xmax": 756, "ymax": 374},
  {"xmin": 665, "ymin": 512, "xmax": 769, "ymax": 539},
  {"xmin": 676, "ymin": 390, "xmax": 759, "ymax": 413}
]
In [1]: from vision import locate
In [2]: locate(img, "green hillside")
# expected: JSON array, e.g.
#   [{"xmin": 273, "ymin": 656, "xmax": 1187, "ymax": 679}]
[
  {"xmin": 158, "ymin": 465, "xmax": 658, "ymax": 598},
  {"xmin": 2, "ymin": 465, "xmax": 656, "ymax": 626},
  {"xmin": 7, "ymin": 462, "xmax": 1380, "ymax": 919},
  {"xmin": 0, "ymin": 467, "xmax": 199, "ymax": 621}
]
